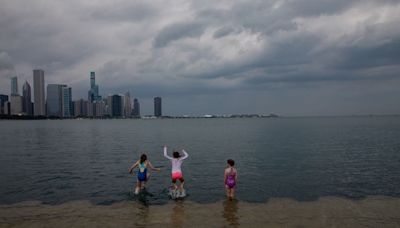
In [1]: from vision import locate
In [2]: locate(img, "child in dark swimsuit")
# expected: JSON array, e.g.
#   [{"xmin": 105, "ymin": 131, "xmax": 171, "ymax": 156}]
[
  {"xmin": 224, "ymin": 159, "xmax": 237, "ymax": 199},
  {"xmin": 129, "ymin": 154, "xmax": 160, "ymax": 194}
]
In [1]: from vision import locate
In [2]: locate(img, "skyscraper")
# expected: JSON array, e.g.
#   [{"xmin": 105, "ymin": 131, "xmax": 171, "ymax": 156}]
[
  {"xmin": 88, "ymin": 71, "xmax": 101, "ymax": 102},
  {"xmin": 154, "ymin": 97, "xmax": 162, "ymax": 117},
  {"xmin": 11, "ymin": 77, "xmax": 18, "ymax": 96},
  {"xmin": 124, "ymin": 92, "xmax": 132, "ymax": 118},
  {"xmin": 73, "ymin": 99, "xmax": 88, "ymax": 117},
  {"xmin": 33, "ymin": 69, "xmax": 45, "ymax": 116},
  {"xmin": 62, "ymin": 87, "xmax": 72, "ymax": 118},
  {"xmin": 0, "ymin": 94, "xmax": 9, "ymax": 115},
  {"xmin": 22, "ymin": 81, "xmax": 33, "ymax": 116},
  {"xmin": 47, "ymin": 84, "xmax": 66, "ymax": 117},
  {"xmin": 10, "ymin": 95, "xmax": 23, "ymax": 115},
  {"xmin": 133, "ymin": 98, "xmax": 140, "ymax": 117},
  {"xmin": 108, "ymin": 94, "xmax": 123, "ymax": 117}
]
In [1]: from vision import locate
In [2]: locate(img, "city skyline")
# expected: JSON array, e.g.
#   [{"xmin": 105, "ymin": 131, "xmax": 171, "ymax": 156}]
[{"xmin": 0, "ymin": 1, "xmax": 400, "ymax": 116}]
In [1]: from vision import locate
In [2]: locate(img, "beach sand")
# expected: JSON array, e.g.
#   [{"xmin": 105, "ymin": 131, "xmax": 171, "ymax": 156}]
[{"xmin": 1, "ymin": 196, "xmax": 400, "ymax": 227}]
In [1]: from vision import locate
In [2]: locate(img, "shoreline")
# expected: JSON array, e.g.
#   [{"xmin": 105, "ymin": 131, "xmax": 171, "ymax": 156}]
[{"xmin": 1, "ymin": 196, "xmax": 399, "ymax": 227}]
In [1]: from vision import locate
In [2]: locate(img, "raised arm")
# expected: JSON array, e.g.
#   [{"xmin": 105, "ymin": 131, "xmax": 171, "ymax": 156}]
[
  {"xmin": 147, "ymin": 161, "xmax": 161, "ymax": 171},
  {"xmin": 180, "ymin": 149, "xmax": 189, "ymax": 160},
  {"xmin": 163, "ymin": 146, "xmax": 173, "ymax": 160},
  {"xmin": 128, "ymin": 160, "xmax": 139, "ymax": 174}
]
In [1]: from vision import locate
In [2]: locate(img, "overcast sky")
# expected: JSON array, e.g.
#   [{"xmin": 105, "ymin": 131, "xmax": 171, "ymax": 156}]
[{"xmin": 0, "ymin": 0, "xmax": 399, "ymax": 116}]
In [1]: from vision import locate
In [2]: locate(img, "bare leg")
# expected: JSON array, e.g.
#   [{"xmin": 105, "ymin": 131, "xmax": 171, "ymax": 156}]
[
  {"xmin": 225, "ymin": 185, "xmax": 230, "ymax": 198},
  {"xmin": 142, "ymin": 173, "xmax": 151, "ymax": 189},
  {"xmin": 230, "ymin": 188, "xmax": 235, "ymax": 199},
  {"xmin": 179, "ymin": 181, "xmax": 185, "ymax": 191},
  {"xmin": 135, "ymin": 181, "xmax": 141, "ymax": 194}
]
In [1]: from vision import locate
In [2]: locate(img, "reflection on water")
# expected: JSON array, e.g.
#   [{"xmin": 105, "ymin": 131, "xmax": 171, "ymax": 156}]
[
  {"xmin": 171, "ymin": 201, "xmax": 185, "ymax": 227},
  {"xmin": 134, "ymin": 204, "xmax": 150, "ymax": 227},
  {"xmin": 223, "ymin": 199, "xmax": 239, "ymax": 227}
]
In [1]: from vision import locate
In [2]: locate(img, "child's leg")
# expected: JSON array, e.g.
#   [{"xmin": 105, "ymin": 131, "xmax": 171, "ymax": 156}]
[
  {"xmin": 142, "ymin": 173, "xmax": 151, "ymax": 189},
  {"xmin": 230, "ymin": 188, "xmax": 235, "ymax": 199},
  {"xmin": 172, "ymin": 179, "xmax": 177, "ymax": 190},
  {"xmin": 135, "ymin": 181, "xmax": 141, "ymax": 194},
  {"xmin": 179, "ymin": 178, "xmax": 185, "ymax": 191},
  {"xmin": 225, "ymin": 185, "xmax": 230, "ymax": 198}
]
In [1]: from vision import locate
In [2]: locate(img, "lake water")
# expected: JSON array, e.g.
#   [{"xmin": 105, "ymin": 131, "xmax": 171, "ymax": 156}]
[{"xmin": 0, "ymin": 117, "xmax": 399, "ymax": 205}]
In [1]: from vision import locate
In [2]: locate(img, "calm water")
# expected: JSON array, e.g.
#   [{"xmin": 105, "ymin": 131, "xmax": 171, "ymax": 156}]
[{"xmin": 0, "ymin": 117, "xmax": 399, "ymax": 205}]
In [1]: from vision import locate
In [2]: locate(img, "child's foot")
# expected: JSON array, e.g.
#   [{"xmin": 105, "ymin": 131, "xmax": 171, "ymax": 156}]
[{"xmin": 134, "ymin": 187, "xmax": 140, "ymax": 195}]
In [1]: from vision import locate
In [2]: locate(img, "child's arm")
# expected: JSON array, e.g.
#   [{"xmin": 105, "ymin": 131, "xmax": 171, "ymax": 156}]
[
  {"xmin": 163, "ymin": 146, "xmax": 173, "ymax": 160},
  {"xmin": 148, "ymin": 161, "xmax": 161, "ymax": 171},
  {"xmin": 181, "ymin": 149, "xmax": 189, "ymax": 160},
  {"xmin": 128, "ymin": 161, "xmax": 139, "ymax": 174}
]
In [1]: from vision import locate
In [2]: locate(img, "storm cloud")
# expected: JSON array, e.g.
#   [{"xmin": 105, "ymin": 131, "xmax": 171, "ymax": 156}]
[{"xmin": 0, "ymin": 0, "xmax": 399, "ymax": 116}]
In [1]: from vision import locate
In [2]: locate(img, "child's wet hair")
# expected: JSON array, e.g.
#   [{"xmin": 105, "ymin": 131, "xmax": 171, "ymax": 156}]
[
  {"xmin": 140, "ymin": 154, "xmax": 147, "ymax": 163},
  {"xmin": 227, "ymin": 159, "xmax": 235, "ymax": 166},
  {"xmin": 173, "ymin": 151, "xmax": 180, "ymax": 158}
]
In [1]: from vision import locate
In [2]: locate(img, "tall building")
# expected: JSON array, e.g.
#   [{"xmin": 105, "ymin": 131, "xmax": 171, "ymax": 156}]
[
  {"xmin": 62, "ymin": 87, "xmax": 72, "ymax": 118},
  {"xmin": 124, "ymin": 92, "xmax": 132, "ymax": 118},
  {"xmin": 108, "ymin": 94, "xmax": 123, "ymax": 117},
  {"xmin": 11, "ymin": 77, "xmax": 19, "ymax": 96},
  {"xmin": 133, "ymin": 98, "xmax": 140, "ymax": 117},
  {"xmin": 22, "ymin": 81, "xmax": 33, "ymax": 116},
  {"xmin": 73, "ymin": 99, "xmax": 88, "ymax": 117},
  {"xmin": 88, "ymin": 71, "xmax": 101, "ymax": 102},
  {"xmin": 33, "ymin": 69, "xmax": 45, "ymax": 116},
  {"xmin": 47, "ymin": 84, "xmax": 66, "ymax": 117},
  {"xmin": 154, "ymin": 97, "xmax": 162, "ymax": 117},
  {"xmin": 0, "ymin": 94, "xmax": 9, "ymax": 115},
  {"xmin": 94, "ymin": 101, "xmax": 106, "ymax": 117},
  {"xmin": 10, "ymin": 95, "xmax": 23, "ymax": 115}
]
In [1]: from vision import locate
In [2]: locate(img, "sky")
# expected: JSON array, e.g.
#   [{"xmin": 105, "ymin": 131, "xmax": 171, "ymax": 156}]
[{"xmin": 0, "ymin": 0, "xmax": 399, "ymax": 116}]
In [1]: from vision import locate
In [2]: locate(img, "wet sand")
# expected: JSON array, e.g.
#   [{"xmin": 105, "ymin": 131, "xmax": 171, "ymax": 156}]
[{"xmin": 1, "ymin": 196, "xmax": 400, "ymax": 227}]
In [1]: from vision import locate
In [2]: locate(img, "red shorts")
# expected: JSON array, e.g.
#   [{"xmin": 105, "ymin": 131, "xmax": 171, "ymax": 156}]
[{"xmin": 171, "ymin": 172, "xmax": 184, "ymax": 183}]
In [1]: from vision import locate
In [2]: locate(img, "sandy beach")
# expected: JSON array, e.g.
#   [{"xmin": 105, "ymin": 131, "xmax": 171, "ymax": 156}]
[{"xmin": 1, "ymin": 196, "xmax": 400, "ymax": 227}]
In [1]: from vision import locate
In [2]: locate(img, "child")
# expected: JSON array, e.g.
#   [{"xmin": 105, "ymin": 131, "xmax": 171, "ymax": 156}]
[
  {"xmin": 224, "ymin": 159, "xmax": 237, "ymax": 200},
  {"xmin": 163, "ymin": 145, "xmax": 189, "ymax": 194},
  {"xmin": 128, "ymin": 153, "xmax": 160, "ymax": 194}
]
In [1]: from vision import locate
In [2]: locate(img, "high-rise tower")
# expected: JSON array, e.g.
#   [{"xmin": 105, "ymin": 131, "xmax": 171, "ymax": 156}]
[
  {"xmin": 154, "ymin": 97, "xmax": 162, "ymax": 117},
  {"xmin": 11, "ymin": 77, "xmax": 18, "ymax": 96},
  {"xmin": 33, "ymin": 69, "xmax": 45, "ymax": 116},
  {"xmin": 88, "ymin": 71, "xmax": 101, "ymax": 102},
  {"xmin": 22, "ymin": 81, "xmax": 33, "ymax": 116}
]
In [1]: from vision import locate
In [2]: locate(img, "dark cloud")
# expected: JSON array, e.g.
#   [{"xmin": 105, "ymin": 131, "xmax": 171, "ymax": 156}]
[
  {"xmin": 0, "ymin": 52, "xmax": 14, "ymax": 71},
  {"xmin": 213, "ymin": 26, "xmax": 236, "ymax": 39},
  {"xmin": 153, "ymin": 21, "xmax": 206, "ymax": 48},
  {"xmin": 0, "ymin": 0, "xmax": 400, "ymax": 115}
]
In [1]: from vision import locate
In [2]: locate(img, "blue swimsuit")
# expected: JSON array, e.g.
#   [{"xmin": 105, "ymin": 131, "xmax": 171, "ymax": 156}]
[{"xmin": 137, "ymin": 163, "xmax": 147, "ymax": 182}]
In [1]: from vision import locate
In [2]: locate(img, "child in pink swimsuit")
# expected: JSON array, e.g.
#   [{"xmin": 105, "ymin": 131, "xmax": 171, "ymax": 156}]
[
  {"xmin": 163, "ymin": 145, "xmax": 189, "ymax": 192},
  {"xmin": 224, "ymin": 159, "xmax": 237, "ymax": 199}
]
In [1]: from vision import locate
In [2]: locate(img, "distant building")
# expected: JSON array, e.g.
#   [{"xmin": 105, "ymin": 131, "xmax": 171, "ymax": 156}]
[
  {"xmin": 154, "ymin": 97, "xmax": 162, "ymax": 117},
  {"xmin": 11, "ymin": 77, "xmax": 18, "ymax": 96},
  {"xmin": 74, "ymin": 99, "xmax": 88, "ymax": 117},
  {"xmin": 33, "ymin": 69, "xmax": 45, "ymax": 116},
  {"xmin": 88, "ymin": 71, "xmax": 101, "ymax": 102},
  {"xmin": 62, "ymin": 87, "xmax": 72, "ymax": 118},
  {"xmin": 22, "ymin": 81, "xmax": 33, "ymax": 116},
  {"xmin": 0, "ymin": 94, "xmax": 8, "ymax": 114},
  {"xmin": 10, "ymin": 95, "xmax": 23, "ymax": 115},
  {"xmin": 4, "ymin": 101, "xmax": 11, "ymax": 115},
  {"xmin": 107, "ymin": 94, "xmax": 123, "ymax": 117},
  {"xmin": 124, "ymin": 92, "xmax": 132, "ymax": 118},
  {"xmin": 94, "ymin": 101, "xmax": 106, "ymax": 117},
  {"xmin": 47, "ymin": 84, "xmax": 66, "ymax": 117},
  {"xmin": 132, "ymin": 98, "xmax": 140, "ymax": 117}
]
